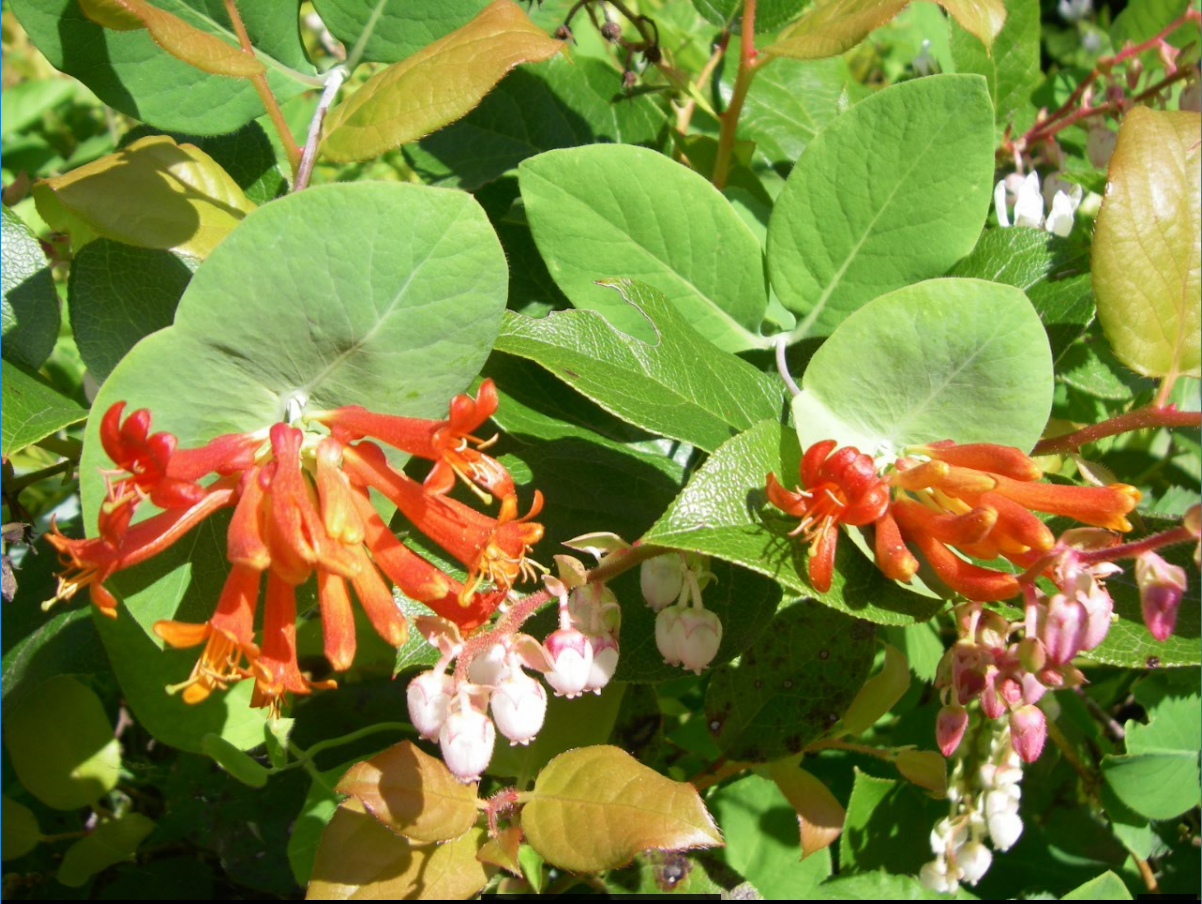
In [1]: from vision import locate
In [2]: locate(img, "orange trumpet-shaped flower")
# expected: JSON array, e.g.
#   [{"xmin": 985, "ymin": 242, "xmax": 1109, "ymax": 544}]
[
  {"xmin": 312, "ymin": 379, "xmax": 519, "ymax": 519},
  {"xmin": 766, "ymin": 440, "xmax": 891, "ymax": 592}
]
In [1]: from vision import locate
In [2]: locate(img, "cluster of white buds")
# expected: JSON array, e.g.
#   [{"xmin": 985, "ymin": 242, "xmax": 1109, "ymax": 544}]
[
  {"xmin": 920, "ymin": 723, "xmax": 1025, "ymax": 894},
  {"xmin": 994, "ymin": 171, "xmax": 1083, "ymax": 237},
  {"xmin": 642, "ymin": 552, "xmax": 723, "ymax": 674},
  {"xmin": 404, "ymin": 553, "xmax": 623, "ymax": 783}
]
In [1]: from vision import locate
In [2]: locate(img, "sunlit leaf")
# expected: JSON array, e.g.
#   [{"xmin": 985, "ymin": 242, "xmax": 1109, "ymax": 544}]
[
  {"xmin": 1, "ymin": 205, "xmax": 59, "ymax": 370},
  {"xmin": 522, "ymin": 746, "xmax": 722, "ymax": 872},
  {"xmin": 33, "ymin": 135, "xmax": 256, "ymax": 258},
  {"xmin": 322, "ymin": 0, "xmax": 564, "ymax": 162},
  {"xmin": 949, "ymin": 0, "xmax": 1041, "ymax": 134},
  {"xmin": 335, "ymin": 741, "xmax": 480, "ymax": 844},
  {"xmin": 201, "ymin": 733, "xmax": 270, "ymax": 788},
  {"xmin": 1093, "ymin": 107, "xmax": 1201, "ymax": 380},
  {"xmin": 769, "ymin": 763, "xmax": 846, "ymax": 860},
  {"xmin": 78, "ymin": 0, "xmax": 264, "ymax": 77},
  {"xmin": 0, "ymin": 360, "xmax": 85, "ymax": 459}
]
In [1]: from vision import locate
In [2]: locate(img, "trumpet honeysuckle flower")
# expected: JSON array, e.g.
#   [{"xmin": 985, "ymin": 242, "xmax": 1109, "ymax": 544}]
[
  {"xmin": 766, "ymin": 440, "xmax": 891, "ymax": 592},
  {"xmin": 994, "ymin": 172, "xmax": 1082, "ymax": 237}
]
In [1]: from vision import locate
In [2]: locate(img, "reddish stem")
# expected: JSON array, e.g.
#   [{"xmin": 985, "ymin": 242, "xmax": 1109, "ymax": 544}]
[
  {"xmin": 712, "ymin": 0, "xmax": 758, "ymax": 189},
  {"xmin": 1076, "ymin": 524, "xmax": 1195, "ymax": 567},
  {"xmin": 1032, "ymin": 407, "xmax": 1200, "ymax": 456}
]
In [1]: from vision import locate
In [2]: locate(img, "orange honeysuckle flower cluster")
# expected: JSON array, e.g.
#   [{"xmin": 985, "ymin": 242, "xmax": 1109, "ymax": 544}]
[
  {"xmin": 47, "ymin": 381, "xmax": 542, "ymax": 712},
  {"xmin": 767, "ymin": 439, "xmax": 1140, "ymax": 601}
]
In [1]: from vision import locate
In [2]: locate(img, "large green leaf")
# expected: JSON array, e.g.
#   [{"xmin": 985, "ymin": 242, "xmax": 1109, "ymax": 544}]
[
  {"xmin": 310, "ymin": 0, "xmax": 490, "ymax": 64},
  {"xmin": 493, "ymin": 279, "xmax": 782, "ymax": 453},
  {"xmin": 522, "ymin": 746, "xmax": 722, "ymax": 872},
  {"xmin": 767, "ymin": 75, "xmax": 994, "ymax": 337},
  {"xmin": 74, "ymin": 183, "xmax": 507, "ymax": 748},
  {"xmin": 692, "ymin": 0, "xmax": 810, "ymax": 32},
  {"xmin": 1101, "ymin": 752, "xmax": 1201, "ymax": 821},
  {"xmin": 1, "ymin": 206, "xmax": 60, "ymax": 370},
  {"xmin": 68, "ymin": 240, "xmax": 199, "ymax": 381},
  {"xmin": 406, "ymin": 54, "xmax": 666, "ymax": 191},
  {"xmin": 949, "ymin": 0, "xmax": 1040, "ymax": 134},
  {"xmin": 839, "ymin": 768, "xmax": 939, "ymax": 873},
  {"xmin": 56, "ymin": 813, "xmax": 156, "ymax": 887},
  {"xmin": 3, "ymin": 676, "xmax": 122, "ymax": 810},
  {"xmin": 321, "ymin": 0, "xmax": 564, "ymax": 162},
  {"xmin": 704, "ymin": 603, "xmax": 876, "ymax": 761},
  {"xmin": 1061, "ymin": 872, "xmax": 1133, "ymax": 901},
  {"xmin": 789, "ymin": 279, "xmax": 1054, "ymax": 456},
  {"xmin": 0, "ymin": 360, "xmax": 87, "ymax": 458},
  {"xmin": 9, "ymin": 0, "xmax": 317, "ymax": 135},
  {"xmin": 644, "ymin": 420, "xmax": 944, "ymax": 625},
  {"xmin": 1, "ymin": 603, "xmax": 107, "ymax": 717},
  {"xmin": 1093, "ymin": 107, "xmax": 1200, "ymax": 381},
  {"xmin": 519, "ymin": 146, "xmax": 770, "ymax": 352}
]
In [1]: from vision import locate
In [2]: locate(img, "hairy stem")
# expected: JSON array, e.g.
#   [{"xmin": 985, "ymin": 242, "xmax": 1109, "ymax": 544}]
[
  {"xmin": 1032, "ymin": 406, "xmax": 1200, "ymax": 456},
  {"xmin": 712, "ymin": 0, "xmax": 759, "ymax": 189}
]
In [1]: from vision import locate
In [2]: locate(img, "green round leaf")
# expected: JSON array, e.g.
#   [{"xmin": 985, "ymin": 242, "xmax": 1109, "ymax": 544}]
[
  {"xmin": 1, "ymin": 796, "xmax": 41, "ymax": 861},
  {"xmin": 766, "ymin": 74, "xmax": 994, "ymax": 336},
  {"xmin": 3, "ymin": 675, "xmax": 122, "ymax": 810},
  {"xmin": 10, "ymin": 0, "xmax": 316, "ymax": 135},
  {"xmin": 1, "ymin": 205, "xmax": 60, "ymax": 370},
  {"xmin": 311, "ymin": 0, "xmax": 490, "ymax": 64},
  {"xmin": 55, "ymin": 813, "xmax": 156, "ymax": 888},
  {"xmin": 705, "ymin": 603, "xmax": 876, "ymax": 761},
  {"xmin": 791, "ymin": 278, "xmax": 1054, "ymax": 456}
]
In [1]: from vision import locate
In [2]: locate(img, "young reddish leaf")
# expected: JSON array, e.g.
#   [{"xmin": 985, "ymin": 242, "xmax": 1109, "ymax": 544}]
[
  {"xmin": 55, "ymin": 813, "xmax": 156, "ymax": 888},
  {"xmin": 521, "ymin": 745, "xmax": 722, "ymax": 872},
  {"xmin": 321, "ymin": 0, "xmax": 564, "ymax": 162},
  {"xmin": 78, "ymin": 0, "xmax": 265, "ymax": 77},
  {"xmin": 894, "ymin": 750, "xmax": 948, "ymax": 797},
  {"xmin": 476, "ymin": 827, "xmax": 523, "ymax": 876},
  {"xmin": 763, "ymin": 0, "xmax": 1004, "ymax": 61},
  {"xmin": 836, "ymin": 642, "xmax": 910, "ymax": 738},
  {"xmin": 1093, "ymin": 107, "xmax": 1201, "ymax": 381},
  {"xmin": 33, "ymin": 135, "xmax": 256, "ymax": 259},
  {"xmin": 769, "ymin": 762, "xmax": 846, "ymax": 860},
  {"xmin": 335, "ymin": 741, "xmax": 480, "ymax": 844},
  {"xmin": 306, "ymin": 800, "xmax": 491, "ymax": 900}
]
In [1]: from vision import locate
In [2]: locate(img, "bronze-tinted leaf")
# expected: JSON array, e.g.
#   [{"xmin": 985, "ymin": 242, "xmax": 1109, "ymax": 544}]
[
  {"xmin": 769, "ymin": 762, "xmax": 845, "ymax": 860},
  {"xmin": 521, "ymin": 745, "xmax": 722, "ymax": 872},
  {"xmin": 321, "ymin": 0, "xmax": 564, "ymax": 162},
  {"xmin": 335, "ymin": 741, "xmax": 480, "ymax": 844},
  {"xmin": 836, "ymin": 642, "xmax": 910, "ymax": 738},
  {"xmin": 306, "ymin": 800, "xmax": 491, "ymax": 900}
]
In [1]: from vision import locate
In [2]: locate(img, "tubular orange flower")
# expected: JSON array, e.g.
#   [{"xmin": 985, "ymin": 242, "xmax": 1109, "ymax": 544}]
[{"xmin": 766, "ymin": 440, "xmax": 890, "ymax": 592}]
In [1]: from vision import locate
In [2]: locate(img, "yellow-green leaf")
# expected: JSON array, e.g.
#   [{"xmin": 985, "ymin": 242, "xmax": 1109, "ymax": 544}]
[
  {"xmin": 321, "ymin": 0, "xmax": 564, "ymax": 162},
  {"xmin": 894, "ymin": 750, "xmax": 948, "ymax": 797},
  {"xmin": 763, "ymin": 0, "xmax": 1004, "ymax": 60},
  {"xmin": 78, "ymin": 0, "xmax": 265, "ymax": 77},
  {"xmin": 1093, "ymin": 107, "xmax": 1201, "ymax": 380},
  {"xmin": 1, "ymin": 796, "xmax": 40, "ymax": 861},
  {"xmin": 769, "ymin": 762, "xmax": 845, "ymax": 860},
  {"xmin": 837, "ymin": 642, "xmax": 910, "ymax": 738},
  {"xmin": 335, "ymin": 741, "xmax": 480, "ymax": 844},
  {"xmin": 521, "ymin": 745, "xmax": 722, "ymax": 872},
  {"xmin": 33, "ymin": 135, "xmax": 256, "ymax": 258},
  {"xmin": 476, "ymin": 827, "xmax": 523, "ymax": 876},
  {"xmin": 306, "ymin": 800, "xmax": 491, "ymax": 900}
]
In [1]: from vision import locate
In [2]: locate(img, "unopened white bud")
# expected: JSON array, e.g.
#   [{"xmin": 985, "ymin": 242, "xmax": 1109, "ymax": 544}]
[
  {"xmin": 641, "ymin": 554, "xmax": 684, "ymax": 611},
  {"xmin": 439, "ymin": 695, "xmax": 495, "ymax": 783},
  {"xmin": 987, "ymin": 810, "xmax": 1023, "ymax": 851},
  {"xmin": 956, "ymin": 840, "xmax": 992, "ymax": 884},
  {"xmin": 674, "ymin": 607, "xmax": 723, "ymax": 674},
  {"xmin": 585, "ymin": 633, "xmax": 619, "ymax": 693},
  {"xmin": 919, "ymin": 859, "xmax": 956, "ymax": 894},
  {"xmin": 467, "ymin": 642, "xmax": 509, "ymax": 687},
  {"xmin": 490, "ymin": 668, "xmax": 547, "ymax": 746},
  {"xmin": 406, "ymin": 670, "xmax": 454, "ymax": 740}
]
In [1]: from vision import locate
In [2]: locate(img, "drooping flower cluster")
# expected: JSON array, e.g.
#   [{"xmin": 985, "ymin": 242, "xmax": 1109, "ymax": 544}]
[
  {"xmin": 47, "ymin": 381, "xmax": 544, "ymax": 713},
  {"xmin": 921, "ymin": 722, "xmax": 1026, "ymax": 894},
  {"xmin": 406, "ymin": 555, "xmax": 621, "ymax": 782}
]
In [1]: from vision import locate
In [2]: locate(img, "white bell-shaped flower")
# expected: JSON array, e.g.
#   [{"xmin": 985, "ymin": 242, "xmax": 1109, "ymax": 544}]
[
  {"xmin": 406, "ymin": 669, "xmax": 454, "ymax": 741},
  {"xmin": 439, "ymin": 690, "xmax": 495, "ymax": 783},
  {"xmin": 490, "ymin": 662, "xmax": 547, "ymax": 746},
  {"xmin": 543, "ymin": 627, "xmax": 594, "ymax": 698}
]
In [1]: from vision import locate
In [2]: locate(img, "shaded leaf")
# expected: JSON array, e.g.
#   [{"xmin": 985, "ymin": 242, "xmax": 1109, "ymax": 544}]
[
  {"xmin": 812, "ymin": 869, "xmax": 951, "ymax": 899},
  {"xmin": 949, "ymin": 0, "xmax": 1041, "ymax": 133},
  {"xmin": 522, "ymin": 746, "xmax": 722, "ymax": 872},
  {"xmin": 838, "ymin": 642, "xmax": 910, "ymax": 737},
  {"xmin": 34, "ymin": 134, "xmax": 256, "ymax": 258},
  {"xmin": 78, "ymin": 0, "xmax": 264, "ymax": 76},
  {"xmin": 1, "ymin": 796, "xmax": 40, "ymax": 861},
  {"xmin": 839, "ymin": 769, "xmax": 939, "ymax": 873},
  {"xmin": 790, "ymin": 279, "xmax": 1054, "ymax": 455},
  {"xmin": 311, "ymin": 0, "xmax": 490, "ymax": 64},
  {"xmin": 335, "ymin": 741, "xmax": 479, "ymax": 844},
  {"xmin": 519, "ymin": 145, "xmax": 769, "ymax": 351},
  {"xmin": 769, "ymin": 763, "xmax": 846, "ymax": 860},
  {"xmin": 322, "ymin": 0, "xmax": 563, "ymax": 162},
  {"xmin": 68, "ymin": 239, "xmax": 198, "ymax": 381},
  {"xmin": 3, "ymin": 675, "xmax": 121, "ymax": 810},
  {"xmin": 56, "ymin": 813, "xmax": 156, "ymax": 887},
  {"xmin": 201, "ymin": 733, "xmax": 271, "ymax": 788},
  {"xmin": 1, "ymin": 205, "xmax": 60, "ymax": 370},
  {"xmin": 767, "ymin": 76, "xmax": 994, "ymax": 336},
  {"xmin": 306, "ymin": 800, "xmax": 491, "ymax": 900},
  {"xmin": 0, "ymin": 359, "xmax": 86, "ymax": 458},
  {"xmin": 1101, "ymin": 752, "xmax": 1201, "ymax": 821},
  {"xmin": 644, "ymin": 420, "xmax": 944, "ymax": 625},
  {"xmin": 477, "ymin": 826, "xmax": 522, "ymax": 875},
  {"xmin": 693, "ymin": 0, "xmax": 810, "ymax": 32},
  {"xmin": 705, "ymin": 604, "xmax": 876, "ymax": 761},
  {"xmin": 494, "ymin": 279, "xmax": 781, "ymax": 453},
  {"xmin": 1093, "ymin": 107, "xmax": 1200, "ymax": 380}
]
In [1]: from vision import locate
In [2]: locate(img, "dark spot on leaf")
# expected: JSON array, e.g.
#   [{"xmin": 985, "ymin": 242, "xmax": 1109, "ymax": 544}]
[
  {"xmin": 819, "ymin": 649, "xmax": 830, "ymax": 660},
  {"xmin": 1145, "ymin": 656, "xmax": 1161, "ymax": 668},
  {"xmin": 654, "ymin": 853, "xmax": 690, "ymax": 891},
  {"xmin": 787, "ymin": 734, "xmax": 802, "ymax": 753},
  {"xmin": 753, "ymin": 679, "xmax": 763, "ymax": 689},
  {"xmin": 563, "ymin": 369, "xmax": 579, "ymax": 378}
]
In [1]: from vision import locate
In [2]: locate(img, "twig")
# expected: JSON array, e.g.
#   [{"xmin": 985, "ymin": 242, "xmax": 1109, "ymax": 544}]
[
  {"xmin": 1072, "ymin": 687, "xmax": 1125, "ymax": 741},
  {"xmin": 1032, "ymin": 406, "xmax": 1200, "ymax": 456},
  {"xmin": 676, "ymin": 31, "xmax": 729, "ymax": 137},
  {"xmin": 293, "ymin": 66, "xmax": 348, "ymax": 192},
  {"xmin": 712, "ymin": 0, "xmax": 759, "ymax": 189}
]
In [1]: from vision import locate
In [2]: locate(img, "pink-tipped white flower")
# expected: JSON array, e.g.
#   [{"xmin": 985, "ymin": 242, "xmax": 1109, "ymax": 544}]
[
  {"xmin": 658, "ymin": 604, "xmax": 722, "ymax": 674},
  {"xmin": 439, "ymin": 690, "xmax": 495, "ymax": 783},
  {"xmin": 543, "ymin": 627, "xmax": 594, "ymax": 698},
  {"xmin": 956, "ymin": 840, "xmax": 992, "ymax": 884},
  {"xmin": 406, "ymin": 669, "xmax": 454, "ymax": 741},
  {"xmin": 585, "ymin": 632, "xmax": 619, "ymax": 693},
  {"xmin": 641, "ymin": 554, "xmax": 684, "ymax": 611},
  {"xmin": 490, "ymin": 663, "xmax": 547, "ymax": 746},
  {"xmin": 1135, "ymin": 551, "xmax": 1187, "ymax": 641},
  {"xmin": 467, "ymin": 642, "xmax": 510, "ymax": 687}
]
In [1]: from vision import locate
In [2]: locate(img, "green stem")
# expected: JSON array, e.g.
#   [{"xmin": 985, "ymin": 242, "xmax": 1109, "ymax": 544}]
[
  {"xmin": 712, "ymin": 0, "xmax": 760, "ymax": 189},
  {"xmin": 304, "ymin": 721, "xmax": 413, "ymax": 760},
  {"xmin": 1032, "ymin": 406, "xmax": 1200, "ymax": 456}
]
